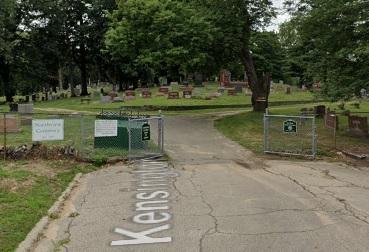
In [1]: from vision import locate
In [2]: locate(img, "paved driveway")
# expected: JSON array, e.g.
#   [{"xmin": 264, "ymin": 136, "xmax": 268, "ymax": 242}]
[{"xmin": 33, "ymin": 115, "xmax": 369, "ymax": 252}]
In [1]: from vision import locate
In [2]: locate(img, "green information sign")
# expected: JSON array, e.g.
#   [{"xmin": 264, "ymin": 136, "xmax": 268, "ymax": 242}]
[
  {"xmin": 142, "ymin": 123, "xmax": 151, "ymax": 141},
  {"xmin": 283, "ymin": 119, "xmax": 297, "ymax": 133}
]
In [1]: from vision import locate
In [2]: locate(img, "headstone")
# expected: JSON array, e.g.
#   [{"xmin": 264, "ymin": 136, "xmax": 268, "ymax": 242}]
[
  {"xmin": 325, "ymin": 113, "xmax": 339, "ymax": 130},
  {"xmin": 286, "ymin": 86, "xmax": 291, "ymax": 94},
  {"xmin": 124, "ymin": 96, "xmax": 134, "ymax": 101},
  {"xmin": 9, "ymin": 103, "xmax": 18, "ymax": 112},
  {"xmin": 211, "ymin": 92, "xmax": 222, "ymax": 98},
  {"xmin": 74, "ymin": 88, "xmax": 81, "ymax": 96},
  {"xmin": 159, "ymin": 87, "xmax": 169, "ymax": 94},
  {"xmin": 125, "ymin": 90, "xmax": 136, "ymax": 98},
  {"xmin": 348, "ymin": 116, "xmax": 368, "ymax": 137},
  {"xmin": 113, "ymin": 97, "xmax": 124, "ymax": 103},
  {"xmin": 361, "ymin": 88, "xmax": 367, "ymax": 99},
  {"xmin": 183, "ymin": 90, "xmax": 192, "ymax": 99},
  {"xmin": 101, "ymin": 96, "xmax": 112, "ymax": 103},
  {"xmin": 218, "ymin": 87, "xmax": 225, "ymax": 94},
  {"xmin": 109, "ymin": 91, "xmax": 118, "ymax": 99},
  {"xmin": 227, "ymin": 89, "xmax": 236, "ymax": 96},
  {"xmin": 18, "ymin": 104, "xmax": 34, "ymax": 114},
  {"xmin": 314, "ymin": 105, "xmax": 326, "ymax": 118},
  {"xmin": 21, "ymin": 116, "xmax": 33, "ymax": 126},
  {"xmin": 170, "ymin": 83, "xmax": 180, "ymax": 92},
  {"xmin": 220, "ymin": 69, "xmax": 231, "ymax": 86},
  {"xmin": 234, "ymin": 84, "xmax": 243, "ymax": 93},
  {"xmin": 0, "ymin": 116, "xmax": 20, "ymax": 133},
  {"xmin": 168, "ymin": 91, "xmax": 180, "ymax": 99},
  {"xmin": 194, "ymin": 72, "xmax": 203, "ymax": 86},
  {"xmin": 160, "ymin": 77, "xmax": 168, "ymax": 86},
  {"xmin": 142, "ymin": 90, "xmax": 152, "ymax": 99}
]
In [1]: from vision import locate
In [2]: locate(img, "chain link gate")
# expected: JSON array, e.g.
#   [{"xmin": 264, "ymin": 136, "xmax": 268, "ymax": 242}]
[
  {"xmin": 264, "ymin": 112, "xmax": 317, "ymax": 159},
  {"xmin": 128, "ymin": 116, "xmax": 164, "ymax": 160}
]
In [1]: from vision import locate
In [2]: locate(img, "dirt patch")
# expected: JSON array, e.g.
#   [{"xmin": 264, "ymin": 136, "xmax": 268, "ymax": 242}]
[
  {"xmin": 0, "ymin": 178, "xmax": 34, "ymax": 192},
  {"xmin": 3, "ymin": 160, "xmax": 69, "ymax": 178}
]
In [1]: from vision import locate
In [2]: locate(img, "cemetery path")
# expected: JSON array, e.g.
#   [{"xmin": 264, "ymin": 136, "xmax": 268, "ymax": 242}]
[{"xmin": 32, "ymin": 115, "xmax": 369, "ymax": 252}]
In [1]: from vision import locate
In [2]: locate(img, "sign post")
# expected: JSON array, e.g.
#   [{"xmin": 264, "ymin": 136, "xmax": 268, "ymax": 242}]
[{"xmin": 142, "ymin": 123, "xmax": 151, "ymax": 141}]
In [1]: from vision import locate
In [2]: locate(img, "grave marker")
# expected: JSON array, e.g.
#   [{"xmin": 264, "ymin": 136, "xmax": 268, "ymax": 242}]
[
  {"xmin": 101, "ymin": 96, "xmax": 112, "ymax": 103},
  {"xmin": 314, "ymin": 105, "xmax": 326, "ymax": 118},
  {"xmin": 18, "ymin": 104, "xmax": 34, "ymax": 114},
  {"xmin": 142, "ymin": 90, "xmax": 152, "ymax": 99},
  {"xmin": 125, "ymin": 90, "xmax": 136, "ymax": 98},
  {"xmin": 183, "ymin": 90, "xmax": 192, "ymax": 99},
  {"xmin": 227, "ymin": 89, "xmax": 236, "ymax": 96},
  {"xmin": 168, "ymin": 92, "xmax": 180, "ymax": 99},
  {"xmin": 348, "ymin": 116, "xmax": 368, "ymax": 137},
  {"xmin": 0, "ymin": 116, "xmax": 20, "ymax": 133},
  {"xmin": 159, "ymin": 87, "xmax": 169, "ymax": 94}
]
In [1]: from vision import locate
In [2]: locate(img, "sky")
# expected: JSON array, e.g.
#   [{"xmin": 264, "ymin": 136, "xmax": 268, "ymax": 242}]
[{"xmin": 269, "ymin": 0, "xmax": 290, "ymax": 31}]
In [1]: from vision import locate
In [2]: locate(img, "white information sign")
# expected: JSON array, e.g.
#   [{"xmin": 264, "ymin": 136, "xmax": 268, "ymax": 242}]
[
  {"xmin": 32, "ymin": 119, "xmax": 64, "ymax": 142},
  {"xmin": 95, "ymin": 120, "xmax": 118, "ymax": 137}
]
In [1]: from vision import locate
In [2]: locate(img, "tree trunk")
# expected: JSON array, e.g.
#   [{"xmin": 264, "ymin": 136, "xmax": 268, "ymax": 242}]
[
  {"xmin": 58, "ymin": 65, "xmax": 63, "ymax": 90},
  {"xmin": 0, "ymin": 58, "xmax": 15, "ymax": 103},
  {"xmin": 241, "ymin": 46, "xmax": 269, "ymax": 112},
  {"xmin": 80, "ymin": 43, "xmax": 89, "ymax": 96},
  {"xmin": 69, "ymin": 63, "xmax": 76, "ymax": 97}
]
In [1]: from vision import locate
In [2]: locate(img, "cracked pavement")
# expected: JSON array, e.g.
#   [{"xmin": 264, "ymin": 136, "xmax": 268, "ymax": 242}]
[{"xmin": 33, "ymin": 115, "xmax": 369, "ymax": 252}]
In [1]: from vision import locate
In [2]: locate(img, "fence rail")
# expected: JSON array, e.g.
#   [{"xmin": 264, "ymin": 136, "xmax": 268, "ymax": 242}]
[
  {"xmin": 0, "ymin": 112, "xmax": 164, "ymax": 161},
  {"xmin": 264, "ymin": 112, "xmax": 317, "ymax": 159}
]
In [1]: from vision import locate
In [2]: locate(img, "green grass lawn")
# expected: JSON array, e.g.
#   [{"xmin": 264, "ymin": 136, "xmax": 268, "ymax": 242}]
[
  {"xmin": 25, "ymin": 83, "xmax": 316, "ymax": 113},
  {"xmin": 215, "ymin": 102, "xmax": 369, "ymax": 158},
  {"xmin": 0, "ymin": 160, "xmax": 101, "ymax": 252}
]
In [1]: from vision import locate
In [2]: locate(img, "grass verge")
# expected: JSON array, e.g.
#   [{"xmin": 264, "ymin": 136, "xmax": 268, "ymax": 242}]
[
  {"xmin": 215, "ymin": 103, "xmax": 369, "ymax": 158},
  {"xmin": 0, "ymin": 159, "xmax": 102, "ymax": 252}
]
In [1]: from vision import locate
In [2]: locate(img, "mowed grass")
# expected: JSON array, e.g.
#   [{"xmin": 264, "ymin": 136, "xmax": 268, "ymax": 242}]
[
  {"xmin": 215, "ymin": 102, "xmax": 369, "ymax": 157},
  {"xmin": 0, "ymin": 160, "xmax": 101, "ymax": 252},
  {"xmin": 29, "ymin": 83, "xmax": 316, "ymax": 113}
]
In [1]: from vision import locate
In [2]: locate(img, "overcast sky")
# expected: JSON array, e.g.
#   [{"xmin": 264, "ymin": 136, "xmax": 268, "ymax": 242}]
[{"xmin": 269, "ymin": 0, "xmax": 290, "ymax": 31}]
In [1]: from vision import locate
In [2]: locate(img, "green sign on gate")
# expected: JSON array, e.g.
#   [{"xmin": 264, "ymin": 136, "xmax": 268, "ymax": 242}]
[
  {"xmin": 142, "ymin": 123, "xmax": 151, "ymax": 141},
  {"xmin": 283, "ymin": 119, "xmax": 297, "ymax": 133}
]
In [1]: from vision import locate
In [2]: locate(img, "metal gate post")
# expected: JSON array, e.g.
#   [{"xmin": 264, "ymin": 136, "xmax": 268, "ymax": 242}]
[
  {"xmin": 79, "ymin": 114, "xmax": 84, "ymax": 158},
  {"xmin": 312, "ymin": 116, "xmax": 317, "ymax": 159},
  {"xmin": 128, "ymin": 118, "xmax": 132, "ymax": 161},
  {"xmin": 263, "ymin": 112, "xmax": 269, "ymax": 153},
  {"xmin": 3, "ymin": 113, "xmax": 6, "ymax": 161}
]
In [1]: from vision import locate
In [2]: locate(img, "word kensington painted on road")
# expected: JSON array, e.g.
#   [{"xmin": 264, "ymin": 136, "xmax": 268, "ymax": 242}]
[{"xmin": 111, "ymin": 160, "xmax": 178, "ymax": 246}]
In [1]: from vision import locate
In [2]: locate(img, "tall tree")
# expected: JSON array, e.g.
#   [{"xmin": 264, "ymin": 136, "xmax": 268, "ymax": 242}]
[
  {"xmin": 284, "ymin": 0, "xmax": 369, "ymax": 101},
  {"xmin": 0, "ymin": 0, "xmax": 19, "ymax": 102},
  {"xmin": 196, "ymin": 0, "xmax": 275, "ymax": 111},
  {"xmin": 105, "ymin": 0, "xmax": 216, "ymax": 87}
]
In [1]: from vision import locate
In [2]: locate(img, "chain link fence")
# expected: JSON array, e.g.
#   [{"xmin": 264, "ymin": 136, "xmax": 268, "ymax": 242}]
[
  {"xmin": 264, "ymin": 113, "xmax": 317, "ymax": 159},
  {"xmin": 0, "ymin": 111, "xmax": 164, "ymax": 161}
]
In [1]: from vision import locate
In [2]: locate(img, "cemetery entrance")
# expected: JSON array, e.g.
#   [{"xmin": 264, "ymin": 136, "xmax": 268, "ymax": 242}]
[
  {"xmin": 92, "ymin": 111, "xmax": 164, "ymax": 160},
  {"xmin": 264, "ymin": 113, "xmax": 317, "ymax": 159}
]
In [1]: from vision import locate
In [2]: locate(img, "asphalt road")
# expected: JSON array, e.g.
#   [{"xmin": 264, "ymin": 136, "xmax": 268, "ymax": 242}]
[{"xmin": 33, "ymin": 115, "xmax": 369, "ymax": 252}]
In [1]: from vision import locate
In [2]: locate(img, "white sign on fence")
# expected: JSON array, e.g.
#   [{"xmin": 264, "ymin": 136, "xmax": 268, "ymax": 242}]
[
  {"xmin": 95, "ymin": 120, "xmax": 118, "ymax": 137},
  {"xmin": 32, "ymin": 119, "xmax": 64, "ymax": 142}
]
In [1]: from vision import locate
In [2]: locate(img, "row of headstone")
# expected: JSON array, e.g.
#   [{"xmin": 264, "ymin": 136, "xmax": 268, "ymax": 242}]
[{"xmin": 324, "ymin": 106, "xmax": 368, "ymax": 137}]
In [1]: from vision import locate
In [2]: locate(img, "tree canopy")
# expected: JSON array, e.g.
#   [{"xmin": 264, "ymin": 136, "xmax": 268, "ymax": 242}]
[
  {"xmin": 282, "ymin": 0, "xmax": 369, "ymax": 101},
  {"xmin": 1, "ymin": 0, "xmax": 367, "ymax": 106}
]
